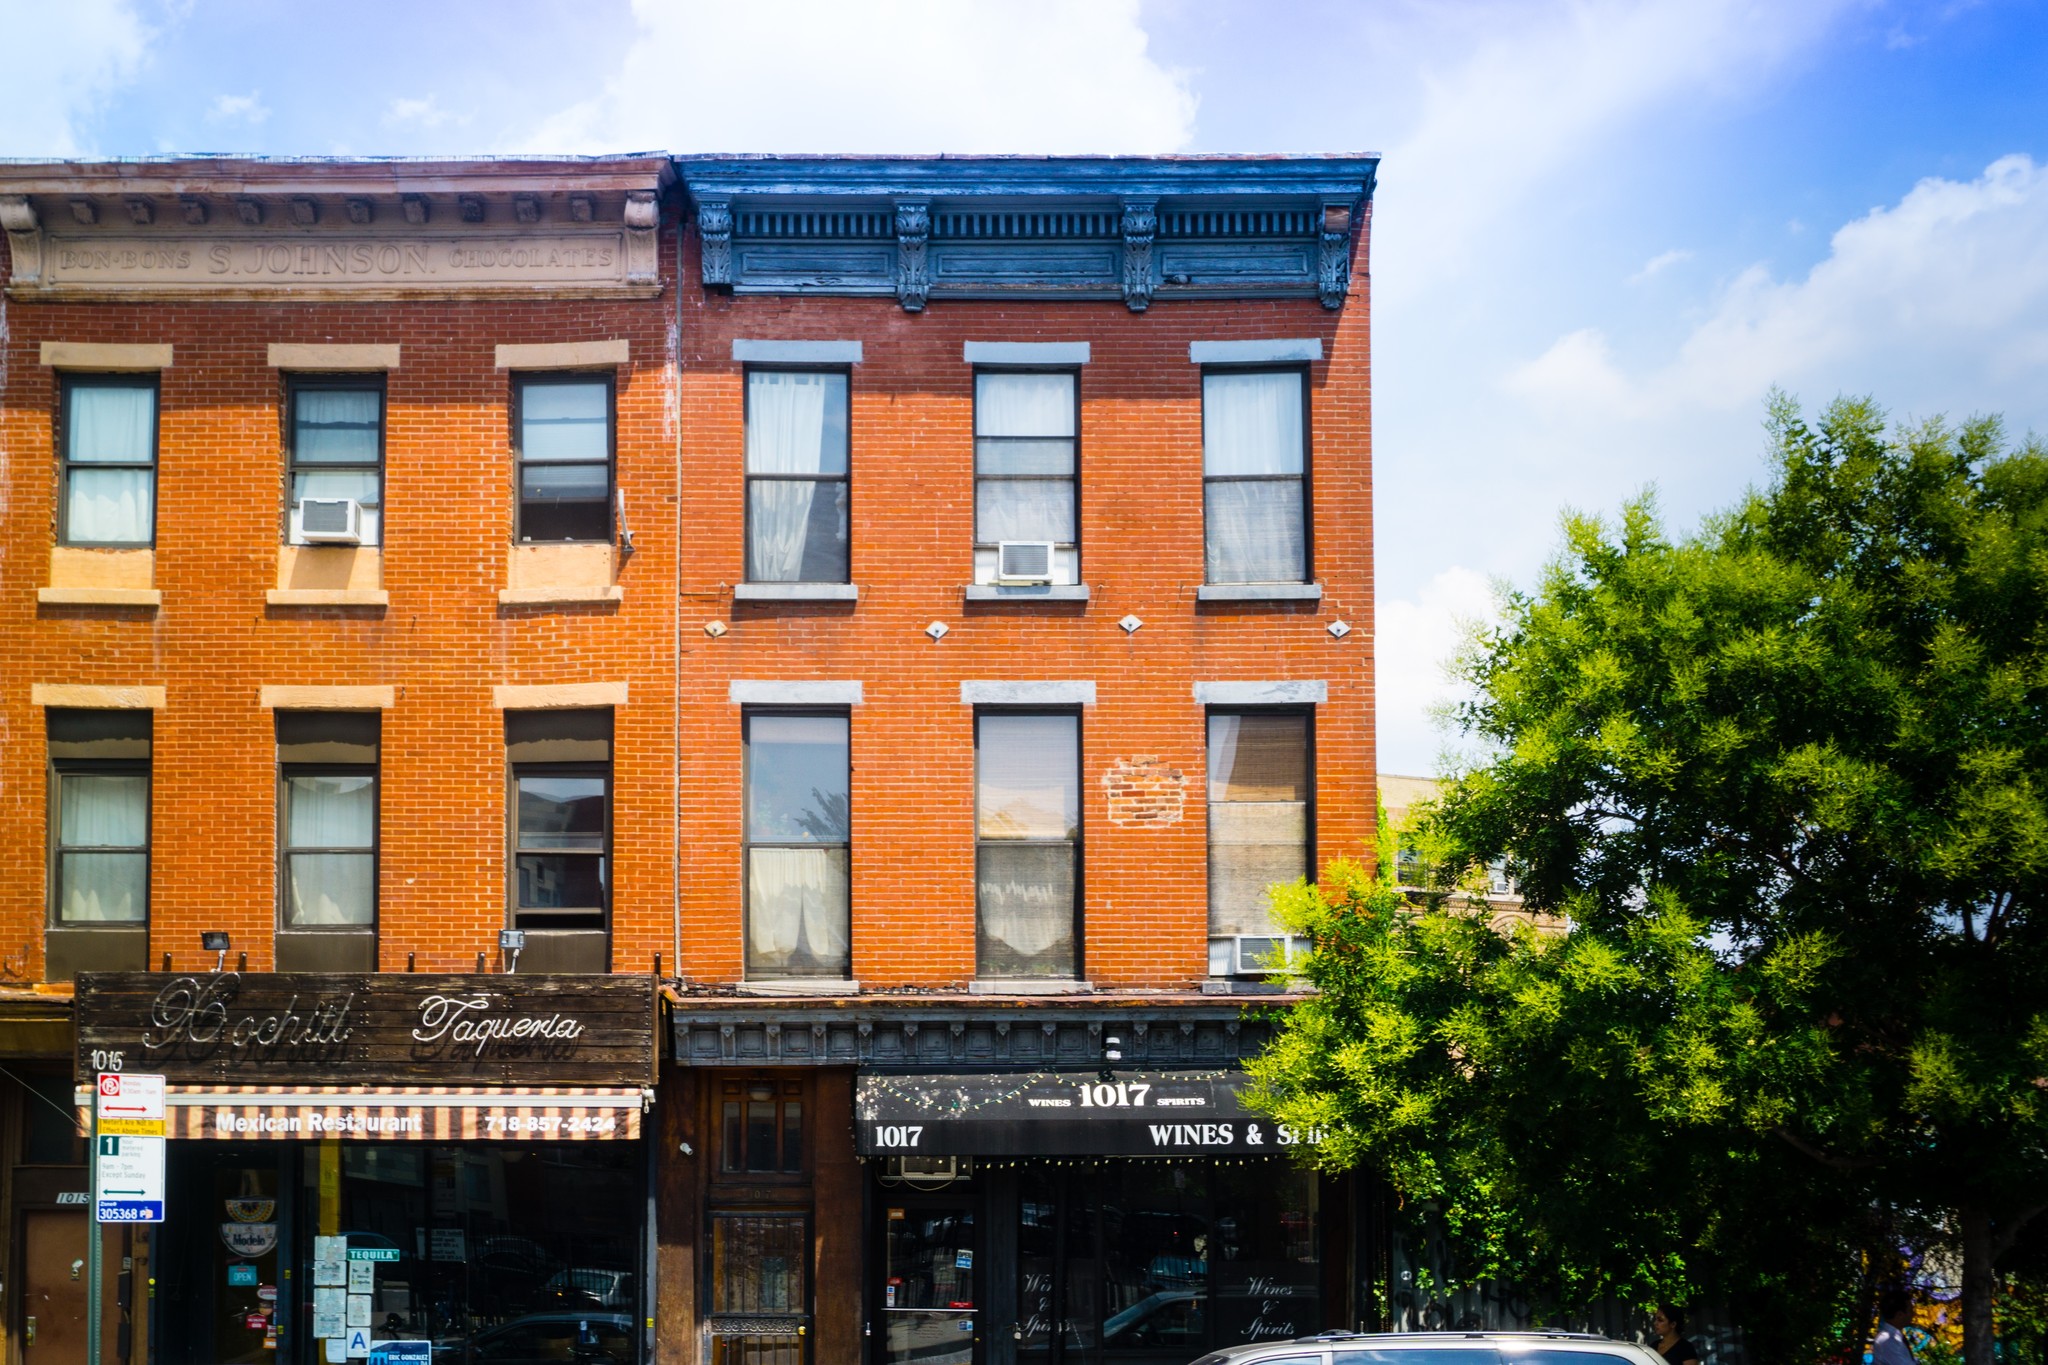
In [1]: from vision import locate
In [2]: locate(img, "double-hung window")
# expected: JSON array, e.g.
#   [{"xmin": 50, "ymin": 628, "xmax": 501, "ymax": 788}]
[
  {"xmin": 60, "ymin": 376, "xmax": 158, "ymax": 546},
  {"xmin": 1202, "ymin": 369, "xmax": 1308, "ymax": 584},
  {"xmin": 288, "ymin": 379, "xmax": 384, "ymax": 544},
  {"xmin": 745, "ymin": 370, "xmax": 849, "ymax": 583},
  {"xmin": 509, "ymin": 710, "xmax": 611, "ymax": 930},
  {"xmin": 975, "ymin": 371, "xmax": 1078, "ymax": 584},
  {"xmin": 277, "ymin": 711, "xmax": 379, "ymax": 937},
  {"xmin": 48, "ymin": 709, "xmax": 151, "ymax": 926},
  {"xmin": 1206, "ymin": 711, "xmax": 1311, "ymax": 975},
  {"xmin": 515, "ymin": 375, "xmax": 614, "ymax": 542},
  {"xmin": 976, "ymin": 712, "xmax": 1080, "ymax": 978},
  {"xmin": 744, "ymin": 713, "xmax": 850, "ymax": 978}
]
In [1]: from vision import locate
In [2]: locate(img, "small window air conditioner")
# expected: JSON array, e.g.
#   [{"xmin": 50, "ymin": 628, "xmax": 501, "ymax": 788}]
[
  {"xmin": 996, "ymin": 540, "xmax": 1055, "ymax": 584},
  {"xmin": 299, "ymin": 497, "xmax": 363, "ymax": 544},
  {"xmin": 1217, "ymin": 934, "xmax": 1309, "ymax": 977}
]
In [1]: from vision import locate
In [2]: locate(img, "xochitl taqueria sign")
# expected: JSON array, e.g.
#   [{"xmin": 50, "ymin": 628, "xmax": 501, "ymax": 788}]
[
  {"xmin": 855, "ymin": 1069, "xmax": 1326, "ymax": 1156},
  {"xmin": 73, "ymin": 973, "xmax": 658, "ymax": 1087}
]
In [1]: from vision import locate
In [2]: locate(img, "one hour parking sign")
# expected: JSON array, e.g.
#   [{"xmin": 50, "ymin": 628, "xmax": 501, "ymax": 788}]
[{"xmin": 93, "ymin": 1133, "xmax": 165, "ymax": 1222}]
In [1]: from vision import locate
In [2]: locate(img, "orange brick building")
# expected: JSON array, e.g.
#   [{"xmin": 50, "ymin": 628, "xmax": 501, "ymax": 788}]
[{"xmin": 0, "ymin": 152, "xmax": 1378, "ymax": 1365}]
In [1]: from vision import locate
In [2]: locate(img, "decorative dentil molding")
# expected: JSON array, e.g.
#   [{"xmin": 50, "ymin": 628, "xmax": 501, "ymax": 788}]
[
  {"xmin": 894, "ymin": 199, "xmax": 931, "ymax": 311},
  {"xmin": 1120, "ymin": 196, "xmax": 1158, "ymax": 312}
]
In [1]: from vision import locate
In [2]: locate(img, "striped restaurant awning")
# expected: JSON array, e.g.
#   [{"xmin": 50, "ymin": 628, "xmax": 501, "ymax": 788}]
[{"xmin": 76, "ymin": 1085, "xmax": 647, "ymax": 1141}]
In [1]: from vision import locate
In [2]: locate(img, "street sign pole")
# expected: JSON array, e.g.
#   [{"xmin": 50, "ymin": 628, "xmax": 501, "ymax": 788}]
[{"xmin": 86, "ymin": 1100, "xmax": 102, "ymax": 1365}]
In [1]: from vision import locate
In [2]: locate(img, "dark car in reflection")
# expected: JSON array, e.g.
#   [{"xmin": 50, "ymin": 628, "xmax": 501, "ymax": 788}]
[{"xmin": 432, "ymin": 1312, "xmax": 635, "ymax": 1365}]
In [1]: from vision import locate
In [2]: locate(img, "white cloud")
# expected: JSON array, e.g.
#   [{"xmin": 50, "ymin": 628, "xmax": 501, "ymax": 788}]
[
  {"xmin": 1375, "ymin": 566, "xmax": 1498, "ymax": 777},
  {"xmin": 0, "ymin": 0, "xmax": 151, "ymax": 155},
  {"xmin": 1507, "ymin": 154, "xmax": 2048, "ymax": 421},
  {"xmin": 384, "ymin": 96, "xmax": 466, "ymax": 131},
  {"xmin": 1628, "ymin": 247, "xmax": 1694, "ymax": 283},
  {"xmin": 1368, "ymin": 0, "xmax": 1861, "ymax": 297},
  {"xmin": 206, "ymin": 90, "xmax": 269, "ymax": 126},
  {"xmin": 518, "ymin": 0, "xmax": 1197, "ymax": 153}
]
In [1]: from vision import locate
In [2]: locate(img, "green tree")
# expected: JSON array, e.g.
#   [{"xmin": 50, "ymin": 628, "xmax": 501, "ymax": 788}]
[{"xmin": 1248, "ymin": 398, "xmax": 2048, "ymax": 1364}]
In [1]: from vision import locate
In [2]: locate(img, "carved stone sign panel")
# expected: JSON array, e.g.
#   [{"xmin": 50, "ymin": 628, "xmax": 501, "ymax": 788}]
[
  {"xmin": 74, "ymin": 972, "xmax": 659, "ymax": 1086},
  {"xmin": 32, "ymin": 231, "xmax": 636, "ymax": 294}
]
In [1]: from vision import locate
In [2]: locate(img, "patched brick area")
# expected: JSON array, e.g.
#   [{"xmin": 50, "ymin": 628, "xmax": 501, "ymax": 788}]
[{"xmin": 1104, "ymin": 757, "xmax": 1187, "ymax": 826}]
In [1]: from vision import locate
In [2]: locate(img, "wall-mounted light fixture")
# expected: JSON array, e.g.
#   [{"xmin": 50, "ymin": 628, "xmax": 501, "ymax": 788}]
[
  {"xmin": 201, "ymin": 931, "xmax": 230, "ymax": 974},
  {"xmin": 499, "ymin": 929, "xmax": 526, "ymax": 974}
]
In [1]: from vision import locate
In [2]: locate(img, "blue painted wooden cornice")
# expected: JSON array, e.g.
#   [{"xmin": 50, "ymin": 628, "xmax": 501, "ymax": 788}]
[{"xmin": 677, "ymin": 154, "xmax": 1378, "ymax": 313}]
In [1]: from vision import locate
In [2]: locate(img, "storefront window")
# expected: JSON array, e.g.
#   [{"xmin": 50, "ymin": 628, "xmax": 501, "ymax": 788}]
[
  {"xmin": 1016, "ymin": 1160, "xmax": 1319, "ymax": 1365},
  {"xmin": 292, "ymin": 1142, "xmax": 643, "ymax": 1365}
]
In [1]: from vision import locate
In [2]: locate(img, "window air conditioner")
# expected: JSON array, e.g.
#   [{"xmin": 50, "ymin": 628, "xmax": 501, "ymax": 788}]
[
  {"xmin": 996, "ymin": 540, "xmax": 1055, "ymax": 584},
  {"xmin": 1214, "ymin": 934, "xmax": 1310, "ymax": 977},
  {"xmin": 299, "ymin": 497, "xmax": 363, "ymax": 544}
]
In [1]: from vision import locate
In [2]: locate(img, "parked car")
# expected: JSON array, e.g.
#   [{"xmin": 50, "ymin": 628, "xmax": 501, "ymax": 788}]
[
  {"xmin": 1186, "ymin": 1331, "xmax": 1664, "ymax": 1365},
  {"xmin": 540, "ymin": 1269, "xmax": 635, "ymax": 1310},
  {"xmin": 433, "ymin": 1312, "xmax": 634, "ymax": 1365}
]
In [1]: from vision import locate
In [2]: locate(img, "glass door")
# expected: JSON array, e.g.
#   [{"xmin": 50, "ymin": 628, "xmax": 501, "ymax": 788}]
[{"xmin": 880, "ymin": 1202, "xmax": 977, "ymax": 1365}]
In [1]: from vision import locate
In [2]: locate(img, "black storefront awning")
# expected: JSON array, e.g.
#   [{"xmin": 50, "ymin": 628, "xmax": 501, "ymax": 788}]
[{"xmin": 855, "ymin": 1069, "xmax": 1323, "ymax": 1157}]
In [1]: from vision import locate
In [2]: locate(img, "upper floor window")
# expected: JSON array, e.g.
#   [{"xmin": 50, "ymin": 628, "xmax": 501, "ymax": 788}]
[
  {"xmin": 1203, "ymin": 369, "xmax": 1307, "ymax": 584},
  {"xmin": 277, "ymin": 711, "xmax": 379, "ymax": 932},
  {"xmin": 745, "ymin": 370, "xmax": 849, "ymax": 583},
  {"xmin": 1206, "ymin": 711, "xmax": 1311, "ymax": 974},
  {"xmin": 289, "ymin": 379, "xmax": 384, "ymax": 546},
  {"xmin": 60, "ymin": 376, "xmax": 157, "ymax": 547},
  {"xmin": 975, "ymin": 371, "xmax": 1078, "ymax": 585},
  {"xmin": 515, "ymin": 375, "xmax": 614, "ymax": 543},
  {"xmin": 48, "ymin": 708, "xmax": 151, "ymax": 926},
  {"xmin": 976, "ymin": 712, "xmax": 1080, "ymax": 979},
  {"xmin": 508, "ymin": 710, "xmax": 611, "ymax": 929},
  {"xmin": 744, "ymin": 712, "xmax": 850, "ymax": 978}
]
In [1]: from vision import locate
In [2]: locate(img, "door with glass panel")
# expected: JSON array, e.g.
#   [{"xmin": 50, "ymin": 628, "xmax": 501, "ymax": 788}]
[
  {"xmin": 707, "ymin": 1212, "xmax": 809, "ymax": 1365},
  {"xmin": 879, "ymin": 1199, "xmax": 979, "ymax": 1365}
]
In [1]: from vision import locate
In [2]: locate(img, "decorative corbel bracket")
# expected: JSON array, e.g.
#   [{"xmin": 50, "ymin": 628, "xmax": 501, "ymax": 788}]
[
  {"xmin": 0, "ymin": 196, "xmax": 43, "ymax": 287},
  {"xmin": 1318, "ymin": 201, "xmax": 1355, "ymax": 310},
  {"xmin": 623, "ymin": 189, "xmax": 659, "ymax": 286},
  {"xmin": 1121, "ymin": 197, "xmax": 1158, "ymax": 312},
  {"xmin": 894, "ymin": 199, "xmax": 931, "ymax": 312},
  {"xmin": 696, "ymin": 196, "xmax": 733, "ymax": 288}
]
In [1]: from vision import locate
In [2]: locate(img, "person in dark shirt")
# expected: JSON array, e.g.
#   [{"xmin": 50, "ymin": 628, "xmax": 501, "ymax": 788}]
[{"xmin": 1650, "ymin": 1305, "xmax": 1701, "ymax": 1365}]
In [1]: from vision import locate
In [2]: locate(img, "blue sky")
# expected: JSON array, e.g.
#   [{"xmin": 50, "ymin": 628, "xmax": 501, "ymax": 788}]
[{"xmin": 10, "ymin": 0, "xmax": 2048, "ymax": 773}]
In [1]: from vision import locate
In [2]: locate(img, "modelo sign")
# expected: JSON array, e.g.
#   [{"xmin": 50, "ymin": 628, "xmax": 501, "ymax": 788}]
[{"xmin": 73, "ymin": 973, "xmax": 658, "ymax": 1086}]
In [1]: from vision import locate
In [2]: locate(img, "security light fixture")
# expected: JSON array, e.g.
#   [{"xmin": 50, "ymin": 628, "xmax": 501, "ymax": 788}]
[
  {"xmin": 201, "ymin": 931, "xmax": 231, "ymax": 973},
  {"xmin": 499, "ymin": 929, "xmax": 526, "ymax": 973},
  {"xmin": 1100, "ymin": 1032, "xmax": 1124, "ymax": 1083}
]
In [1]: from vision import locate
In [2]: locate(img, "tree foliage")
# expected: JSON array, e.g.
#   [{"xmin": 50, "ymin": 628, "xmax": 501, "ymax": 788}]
[{"xmin": 1247, "ymin": 398, "xmax": 2048, "ymax": 1363}]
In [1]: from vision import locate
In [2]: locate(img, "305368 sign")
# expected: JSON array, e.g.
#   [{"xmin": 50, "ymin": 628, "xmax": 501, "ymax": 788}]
[{"xmin": 73, "ymin": 973, "xmax": 658, "ymax": 1086}]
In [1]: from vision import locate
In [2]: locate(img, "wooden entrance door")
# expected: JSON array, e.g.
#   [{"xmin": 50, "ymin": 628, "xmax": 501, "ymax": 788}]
[{"xmin": 21, "ymin": 1211, "xmax": 121, "ymax": 1365}]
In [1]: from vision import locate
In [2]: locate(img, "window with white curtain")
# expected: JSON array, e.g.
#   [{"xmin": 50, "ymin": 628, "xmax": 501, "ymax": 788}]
[
  {"xmin": 745, "ymin": 713, "xmax": 850, "ymax": 978},
  {"xmin": 508, "ymin": 710, "xmax": 611, "ymax": 930},
  {"xmin": 1207, "ymin": 711, "xmax": 1311, "ymax": 972},
  {"xmin": 745, "ymin": 370, "xmax": 849, "ymax": 583},
  {"xmin": 61, "ymin": 376, "xmax": 158, "ymax": 547},
  {"xmin": 516, "ymin": 375, "xmax": 614, "ymax": 542},
  {"xmin": 278, "ymin": 712, "xmax": 379, "ymax": 931},
  {"xmin": 48, "ymin": 709, "xmax": 151, "ymax": 926},
  {"xmin": 975, "ymin": 370, "xmax": 1078, "ymax": 584},
  {"xmin": 976, "ymin": 712, "xmax": 1080, "ymax": 978},
  {"xmin": 1202, "ymin": 369, "xmax": 1308, "ymax": 584},
  {"xmin": 289, "ymin": 379, "xmax": 384, "ymax": 545}
]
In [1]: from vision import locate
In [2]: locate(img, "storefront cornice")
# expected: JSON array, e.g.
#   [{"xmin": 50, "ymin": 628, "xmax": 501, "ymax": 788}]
[{"xmin": 668, "ymin": 994, "xmax": 1297, "ymax": 1070}]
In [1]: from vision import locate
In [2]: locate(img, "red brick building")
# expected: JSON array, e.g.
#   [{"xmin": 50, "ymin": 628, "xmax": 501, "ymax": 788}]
[{"xmin": 0, "ymin": 152, "xmax": 1378, "ymax": 1365}]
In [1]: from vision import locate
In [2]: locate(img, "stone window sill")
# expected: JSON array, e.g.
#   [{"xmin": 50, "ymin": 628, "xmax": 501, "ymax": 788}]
[
  {"xmin": 964, "ymin": 583, "xmax": 1091, "ymax": 602},
  {"xmin": 498, "ymin": 585, "xmax": 625, "ymax": 606},
  {"xmin": 967, "ymin": 979, "xmax": 1094, "ymax": 996},
  {"xmin": 1196, "ymin": 582, "xmax": 1323, "ymax": 603},
  {"xmin": 268, "ymin": 589, "xmax": 390, "ymax": 607},
  {"xmin": 1200, "ymin": 978, "xmax": 1294, "ymax": 996},
  {"xmin": 38, "ymin": 587, "xmax": 161, "ymax": 608},
  {"xmin": 733, "ymin": 582, "xmax": 859, "ymax": 602},
  {"xmin": 736, "ymin": 978, "xmax": 861, "ymax": 997}
]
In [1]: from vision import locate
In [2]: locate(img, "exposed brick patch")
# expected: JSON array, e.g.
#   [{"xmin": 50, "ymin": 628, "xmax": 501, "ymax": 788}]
[{"xmin": 1103, "ymin": 757, "xmax": 1186, "ymax": 827}]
